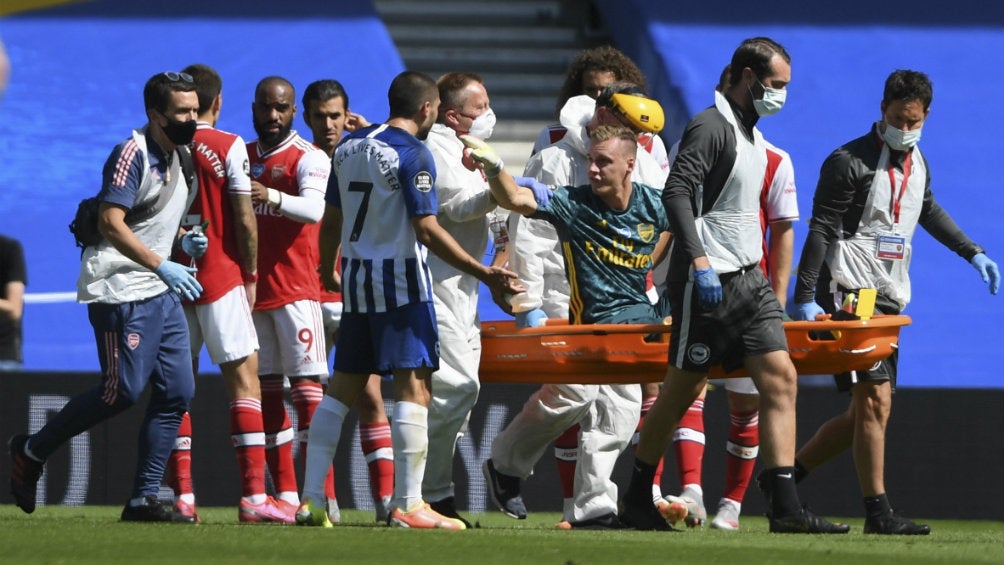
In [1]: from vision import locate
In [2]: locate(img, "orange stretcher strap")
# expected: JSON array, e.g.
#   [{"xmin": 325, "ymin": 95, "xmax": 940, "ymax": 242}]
[{"xmin": 479, "ymin": 315, "xmax": 911, "ymax": 384}]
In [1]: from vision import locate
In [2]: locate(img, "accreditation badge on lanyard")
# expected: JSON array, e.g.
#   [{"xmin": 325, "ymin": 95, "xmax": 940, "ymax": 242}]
[{"xmin": 876, "ymin": 149, "xmax": 913, "ymax": 261}]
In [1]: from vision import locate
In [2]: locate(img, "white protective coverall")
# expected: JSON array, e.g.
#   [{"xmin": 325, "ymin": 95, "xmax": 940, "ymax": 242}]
[{"xmin": 422, "ymin": 123, "xmax": 499, "ymax": 503}]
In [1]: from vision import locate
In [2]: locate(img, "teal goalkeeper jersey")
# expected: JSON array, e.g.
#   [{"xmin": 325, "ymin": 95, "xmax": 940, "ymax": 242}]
[{"xmin": 531, "ymin": 182, "xmax": 669, "ymax": 324}]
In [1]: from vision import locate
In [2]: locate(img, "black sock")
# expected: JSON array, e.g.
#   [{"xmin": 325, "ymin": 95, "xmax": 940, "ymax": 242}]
[
  {"xmin": 626, "ymin": 458, "xmax": 658, "ymax": 505},
  {"xmin": 794, "ymin": 459, "xmax": 809, "ymax": 483},
  {"xmin": 764, "ymin": 466, "xmax": 801, "ymax": 517},
  {"xmin": 864, "ymin": 493, "xmax": 892, "ymax": 518}
]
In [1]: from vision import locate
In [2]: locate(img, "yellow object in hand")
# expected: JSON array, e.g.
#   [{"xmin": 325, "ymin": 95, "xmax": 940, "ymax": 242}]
[
  {"xmin": 856, "ymin": 288, "xmax": 877, "ymax": 320},
  {"xmin": 458, "ymin": 135, "xmax": 504, "ymax": 178}
]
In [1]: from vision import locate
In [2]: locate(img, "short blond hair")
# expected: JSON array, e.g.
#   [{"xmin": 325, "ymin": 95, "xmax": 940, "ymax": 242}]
[{"xmin": 589, "ymin": 124, "xmax": 637, "ymax": 150}]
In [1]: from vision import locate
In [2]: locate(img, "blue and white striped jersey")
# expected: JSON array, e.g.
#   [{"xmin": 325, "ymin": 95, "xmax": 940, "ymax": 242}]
[{"xmin": 326, "ymin": 124, "xmax": 439, "ymax": 313}]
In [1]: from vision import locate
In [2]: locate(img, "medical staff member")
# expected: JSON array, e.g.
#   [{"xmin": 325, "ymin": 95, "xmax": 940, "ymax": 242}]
[{"xmin": 790, "ymin": 68, "xmax": 999, "ymax": 536}]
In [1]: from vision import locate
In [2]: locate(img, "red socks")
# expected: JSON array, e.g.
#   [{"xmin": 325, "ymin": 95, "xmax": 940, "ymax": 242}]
[
  {"xmin": 673, "ymin": 397, "xmax": 706, "ymax": 488},
  {"xmin": 260, "ymin": 378, "xmax": 298, "ymax": 497},
  {"xmin": 359, "ymin": 422, "xmax": 394, "ymax": 502},
  {"xmin": 230, "ymin": 398, "xmax": 267, "ymax": 497},
  {"xmin": 166, "ymin": 411, "xmax": 194, "ymax": 498},
  {"xmin": 554, "ymin": 424, "xmax": 580, "ymax": 499},
  {"xmin": 723, "ymin": 408, "xmax": 759, "ymax": 503}
]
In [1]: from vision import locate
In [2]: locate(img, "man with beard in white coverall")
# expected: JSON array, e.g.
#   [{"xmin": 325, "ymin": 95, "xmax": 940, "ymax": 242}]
[
  {"xmin": 482, "ymin": 84, "xmax": 674, "ymax": 529},
  {"xmin": 422, "ymin": 72, "xmax": 553, "ymax": 527}
]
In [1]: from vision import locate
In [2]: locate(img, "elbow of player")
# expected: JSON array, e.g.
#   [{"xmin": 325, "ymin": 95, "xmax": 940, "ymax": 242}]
[{"xmin": 411, "ymin": 224, "xmax": 436, "ymax": 249}]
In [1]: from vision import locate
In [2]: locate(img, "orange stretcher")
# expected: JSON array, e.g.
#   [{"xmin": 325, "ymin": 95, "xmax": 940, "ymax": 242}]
[{"xmin": 479, "ymin": 315, "xmax": 911, "ymax": 384}]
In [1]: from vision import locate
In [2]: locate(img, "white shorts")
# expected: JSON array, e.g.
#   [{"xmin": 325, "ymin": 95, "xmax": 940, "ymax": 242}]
[
  {"xmin": 253, "ymin": 299, "xmax": 328, "ymax": 377},
  {"xmin": 710, "ymin": 377, "xmax": 759, "ymax": 395},
  {"xmin": 185, "ymin": 285, "xmax": 258, "ymax": 365},
  {"xmin": 321, "ymin": 300, "xmax": 342, "ymax": 338}
]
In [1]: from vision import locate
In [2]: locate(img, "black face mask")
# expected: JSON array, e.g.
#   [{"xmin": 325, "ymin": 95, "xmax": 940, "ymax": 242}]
[{"xmin": 160, "ymin": 114, "xmax": 197, "ymax": 145}]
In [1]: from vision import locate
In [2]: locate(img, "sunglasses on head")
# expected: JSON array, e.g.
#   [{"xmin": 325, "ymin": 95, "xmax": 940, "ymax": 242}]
[{"xmin": 162, "ymin": 71, "xmax": 194, "ymax": 83}]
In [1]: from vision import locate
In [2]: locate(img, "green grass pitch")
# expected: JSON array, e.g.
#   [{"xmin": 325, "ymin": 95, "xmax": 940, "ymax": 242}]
[{"xmin": 1, "ymin": 506, "xmax": 1002, "ymax": 565}]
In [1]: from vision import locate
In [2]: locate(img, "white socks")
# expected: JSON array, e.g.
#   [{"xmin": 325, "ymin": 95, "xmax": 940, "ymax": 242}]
[
  {"xmin": 391, "ymin": 401, "xmax": 429, "ymax": 511},
  {"xmin": 301, "ymin": 396, "xmax": 349, "ymax": 504}
]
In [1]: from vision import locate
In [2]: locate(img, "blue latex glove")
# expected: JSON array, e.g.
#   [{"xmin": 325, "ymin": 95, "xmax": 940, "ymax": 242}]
[
  {"xmin": 155, "ymin": 261, "xmax": 203, "ymax": 301},
  {"xmin": 693, "ymin": 268, "xmax": 722, "ymax": 309},
  {"xmin": 181, "ymin": 231, "xmax": 209, "ymax": 259},
  {"xmin": 514, "ymin": 308, "xmax": 548, "ymax": 328},
  {"xmin": 512, "ymin": 176, "xmax": 552, "ymax": 208},
  {"xmin": 971, "ymin": 253, "xmax": 1000, "ymax": 295},
  {"xmin": 792, "ymin": 301, "xmax": 825, "ymax": 321}
]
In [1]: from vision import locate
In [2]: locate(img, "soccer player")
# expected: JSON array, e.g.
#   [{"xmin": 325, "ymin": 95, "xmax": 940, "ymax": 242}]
[
  {"xmin": 296, "ymin": 71, "xmax": 522, "ymax": 529},
  {"xmin": 484, "ymin": 85, "xmax": 669, "ymax": 529},
  {"xmin": 301, "ymin": 78, "xmax": 393, "ymax": 522},
  {"xmin": 165, "ymin": 63, "xmax": 291, "ymax": 523},
  {"xmin": 248, "ymin": 76, "xmax": 331, "ymax": 522},
  {"xmin": 466, "ymin": 123, "xmax": 671, "ymax": 529},
  {"xmin": 526, "ymin": 58, "xmax": 674, "ymax": 513},
  {"xmin": 9, "ymin": 71, "xmax": 203, "ymax": 522}
]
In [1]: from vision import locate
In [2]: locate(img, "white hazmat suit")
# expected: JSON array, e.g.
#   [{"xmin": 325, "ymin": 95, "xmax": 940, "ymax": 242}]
[{"xmin": 423, "ymin": 123, "xmax": 498, "ymax": 503}]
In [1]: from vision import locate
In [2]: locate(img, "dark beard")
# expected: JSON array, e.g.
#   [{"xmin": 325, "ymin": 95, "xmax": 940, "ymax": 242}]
[{"xmin": 254, "ymin": 121, "xmax": 292, "ymax": 149}]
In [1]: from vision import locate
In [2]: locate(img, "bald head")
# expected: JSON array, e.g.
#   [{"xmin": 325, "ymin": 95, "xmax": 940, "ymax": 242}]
[
  {"xmin": 255, "ymin": 76, "xmax": 295, "ymax": 101},
  {"xmin": 252, "ymin": 75, "xmax": 297, "ymax": 149}
]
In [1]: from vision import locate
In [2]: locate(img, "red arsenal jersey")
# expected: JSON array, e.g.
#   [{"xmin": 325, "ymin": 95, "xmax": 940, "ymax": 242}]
[
  {"xmin": 248, "ymin": 132, "xmax": 330, "ymax": 310},
  {"xmin": 177, "ymin": 123, "xmax": 253, "ymax": 304}
]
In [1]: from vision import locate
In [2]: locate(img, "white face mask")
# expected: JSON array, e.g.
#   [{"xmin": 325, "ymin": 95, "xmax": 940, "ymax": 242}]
[
  {"xmin": 749, "ymin": 78, "xmax": 786, "ymax": 117},
  {"xmin": 468, "ymin": 108, "xmax": 496, "ymax": 139},
  {"xmin": 881, "ymin": 121, "xmax": 922, "ymax": 151}
]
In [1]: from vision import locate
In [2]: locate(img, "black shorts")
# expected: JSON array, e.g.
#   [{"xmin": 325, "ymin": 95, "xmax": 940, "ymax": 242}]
[
  {"xmin": 825, "ymin": 290, "xmax": 901, "ymax": 393},
  {"xmin": 668, "ymin": 266, "xmax": 787, "ymax": 374}
]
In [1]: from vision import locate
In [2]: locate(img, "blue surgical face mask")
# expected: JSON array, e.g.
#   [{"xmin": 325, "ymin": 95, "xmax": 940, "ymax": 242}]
[
  {"xmin": 881, "ymin": 121, "xmax": 922, "ymax": 151},
  {"xmin": 749, "ymin": 78, "xmax": 786, "ymax": 117}
]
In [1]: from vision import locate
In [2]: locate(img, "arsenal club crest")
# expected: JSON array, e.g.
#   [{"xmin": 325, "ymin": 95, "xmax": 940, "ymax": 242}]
[{"xmin": 638, "ymin": 223, "xmax": 655, "ymax": 243}]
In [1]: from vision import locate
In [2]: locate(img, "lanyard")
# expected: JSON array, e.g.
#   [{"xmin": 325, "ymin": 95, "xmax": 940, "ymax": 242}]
[{"xmin": 886, "ymin": 149, "xmax": 913, "ymax": 225}]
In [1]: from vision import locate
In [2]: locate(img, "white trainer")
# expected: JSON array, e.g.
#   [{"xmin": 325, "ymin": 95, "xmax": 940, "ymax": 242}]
[
  {"xmin": 679, "ymin": 486, "xmax": 707, "ymax": 528},
  {"xmin": 710, "ymin": 498, "xmax": 741, "ymax": 531}
]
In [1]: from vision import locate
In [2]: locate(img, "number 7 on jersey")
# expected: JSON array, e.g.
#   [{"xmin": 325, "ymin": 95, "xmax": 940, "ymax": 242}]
[{"xmin": 348, "ymin": 181, "xmax": 373, "ymax": 242}]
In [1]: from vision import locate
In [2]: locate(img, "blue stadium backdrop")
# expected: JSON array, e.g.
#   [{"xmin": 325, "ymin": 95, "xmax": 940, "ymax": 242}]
[{"xmin": 1, "ymin": 0, "xmax": 1001, "ymax": 389}]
